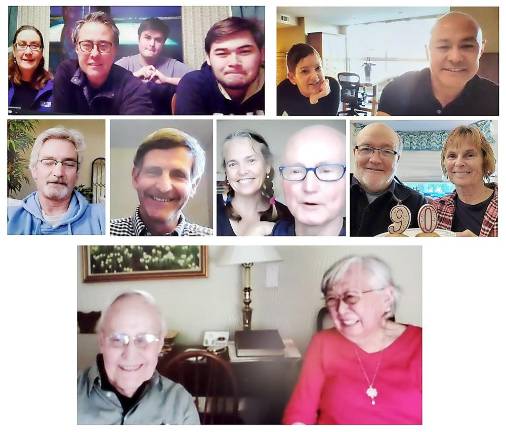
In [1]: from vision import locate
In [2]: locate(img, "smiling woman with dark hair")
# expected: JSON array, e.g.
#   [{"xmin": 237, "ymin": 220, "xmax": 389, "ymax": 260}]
[
  {"xmin": 8, "ymin": 25, "xmax": 53, "ymax": 113},
  {"xmin": 283, "ymin": 256, "xmax": 422, "ymax": 425}
]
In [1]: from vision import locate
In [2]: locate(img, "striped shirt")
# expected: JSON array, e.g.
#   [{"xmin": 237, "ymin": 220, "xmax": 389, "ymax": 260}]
[{"xmin": 110, "ymin": 207, "xmax": 213, "ymax": 236}]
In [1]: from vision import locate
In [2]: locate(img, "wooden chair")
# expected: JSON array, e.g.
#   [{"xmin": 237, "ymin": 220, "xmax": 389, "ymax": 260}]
[
  {"xmin": 171, "ymin": 93, "xmax": 177, "ymax": 114},
  {"xmin": 161, "ymin": 349, "xmax": 240, "ymax": 424}
]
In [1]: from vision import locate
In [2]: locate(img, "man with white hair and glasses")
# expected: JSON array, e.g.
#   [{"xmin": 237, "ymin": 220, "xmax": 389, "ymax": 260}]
[
  {"xmin": 77, "ymin": 291, "xmax": 199, "ymax": 424},
  {"xmin": 7, "ymin": 126, "xmax": 104, "ymax": 235},
  {"xmin": 53, "ymin": 11, "xmax": 153, "ymax": 114},
  {"xmin": 272, "ymin": 125, "xmax": 346, "ymax": 236},
  {"xmin": 350, "ymin": 122, "xmax": 426, "ymax": 237}
]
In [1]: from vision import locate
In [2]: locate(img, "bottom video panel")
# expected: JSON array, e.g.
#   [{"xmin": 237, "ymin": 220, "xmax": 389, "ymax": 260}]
[{"xmin": 77, "ymin": 245, "xmax": 422, "ymax": 425}]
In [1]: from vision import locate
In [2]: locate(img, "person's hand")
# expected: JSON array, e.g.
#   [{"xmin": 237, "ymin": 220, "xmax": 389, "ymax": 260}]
[
  {"xmin": 456, "ymin": 229, "xmax": 477, "ymax": 237},
  {"xmin": 150, "ymin": 69, "xmax": 181, "ymax": 86},
  {"xmin": 309, "ymin": 79, "xmax": 331, "ymax": 104},
  {"xmin": 133, "ymin": 65, "xmax": 156, "ymax": 81}
]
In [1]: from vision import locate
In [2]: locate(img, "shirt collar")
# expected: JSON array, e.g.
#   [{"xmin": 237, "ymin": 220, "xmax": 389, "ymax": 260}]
[{"xmin": 132, "ymin": 206, "xmax": 186, "ymax": 236}]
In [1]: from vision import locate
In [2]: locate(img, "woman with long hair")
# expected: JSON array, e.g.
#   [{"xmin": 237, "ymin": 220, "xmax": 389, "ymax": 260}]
[{"xmin": 217, "ymin": 130, "xmax": 291, "ymax": 236}]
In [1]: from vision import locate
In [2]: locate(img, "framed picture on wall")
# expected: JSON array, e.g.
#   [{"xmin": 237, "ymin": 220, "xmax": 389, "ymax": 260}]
[{"xmin": 82, "ymin": 245, "xmax": 208, "ymax": 282}]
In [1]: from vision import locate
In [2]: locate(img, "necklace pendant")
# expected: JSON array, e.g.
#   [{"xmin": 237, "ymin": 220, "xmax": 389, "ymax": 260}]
[{"xmin": 366, "ymin": 385, "xmax": 378, "ymax": 405}]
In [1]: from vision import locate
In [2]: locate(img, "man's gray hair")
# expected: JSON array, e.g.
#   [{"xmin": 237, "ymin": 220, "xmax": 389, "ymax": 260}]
[
  {"xmin": 72, "ymin": 11, "xmax": 120, "ymax": 46},
  {"xmin": 321, "ymin": 255, "xmax": 400, "ymax": 319},
  {"xmin": 97, "ymin": 290, "xmax": 167, "ymax": 336},
  {"xmin": 29, "ymin": 126, "xmax": 86, "ymax": 171}
]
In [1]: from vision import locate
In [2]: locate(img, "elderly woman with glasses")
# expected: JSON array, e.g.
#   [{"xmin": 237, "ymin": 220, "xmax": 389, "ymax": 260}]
[
  {"xmin": 283, "ymin": 256, "xmax": 422, "ymax": 425},
  {"xmin": 8, "ymin": 25, "xmax": 53, "ymax": 113},
  {"xmin": 432, "ymin": 125, "xmax": 498, "ymax": 237}
]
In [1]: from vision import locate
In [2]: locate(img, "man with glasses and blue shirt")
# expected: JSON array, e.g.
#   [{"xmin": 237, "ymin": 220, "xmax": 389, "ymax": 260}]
[
  {"xmin": 53, "ymin": 11, "xmax": 153, "ymax": 115},
  {"xmin": 350, "ymin": 122, "xmax": 426, "ymax": 237},
  {"xmin": 273, "ymin": 125, "xmax": 346, "ymax": 236},
  {"xmin": 7, "ymin": 127, "xmax": 105, "ymax": 235},
  {"xmin": 78, "ymin": 291, "xmax": 199, "ymax": 424}
]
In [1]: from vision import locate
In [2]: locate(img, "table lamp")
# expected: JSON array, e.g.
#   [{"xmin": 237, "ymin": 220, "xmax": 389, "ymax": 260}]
[{"xmin": 216, "ymin": 246, "xmax": 282, "ymax": 330}]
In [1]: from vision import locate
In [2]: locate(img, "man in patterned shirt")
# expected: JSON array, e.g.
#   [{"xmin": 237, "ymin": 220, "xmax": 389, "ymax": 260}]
[{"xmin": 110, "ymin": 128, "xmax": 212, "ymax": 236}]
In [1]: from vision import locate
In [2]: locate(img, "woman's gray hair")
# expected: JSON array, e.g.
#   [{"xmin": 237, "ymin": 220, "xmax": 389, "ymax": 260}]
[
  {"xmin": 29, "ymin": 126, "xmax": 86, "ymax": 171},
  {"xmin": 321, "ymin": 255, "xmax": 400, "ymax": 318},
  {"xmin": 97, "ymin": 290, "xmax": 167, "ymax": 337},
  {"xmin": 222, "ymin": 129, "xmax": 273, "ymax": 167}
]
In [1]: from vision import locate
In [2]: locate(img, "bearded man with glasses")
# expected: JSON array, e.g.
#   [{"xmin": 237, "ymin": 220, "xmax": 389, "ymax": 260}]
[
  {"xmin": 78, "ymin": 291, "xmax": 199, "ymax": 424},
  {"xmin": 7, "ymin": 127, "xmax": 104, "ymax": 235},
  {"xmin": 272, "ymin": 125, "xmax": 346, "ymax": 236},
  {"xmin": 53, "ymin": 11, "xmax": 153, "ymax": 115},
  {"xmin": 350, "ymin": 122, "xmax": 426, "ymax": 237}
]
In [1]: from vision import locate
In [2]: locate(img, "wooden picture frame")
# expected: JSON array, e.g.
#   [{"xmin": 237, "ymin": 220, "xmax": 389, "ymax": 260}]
[{"xmin": 82, "ymin": 246, "xmax": 208, "ymax": 282}]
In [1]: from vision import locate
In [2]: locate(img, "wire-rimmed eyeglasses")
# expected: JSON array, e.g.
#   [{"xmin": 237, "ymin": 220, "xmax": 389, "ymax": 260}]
[
  {"xmin": 106, "ymin": 333, "xmax": 160, "ymax": 349},
  {"xmin": 354, "ymin": 145, "xmax": 398, "ymax": 159},
  {"xmin": 325, "ymin": 288, "xmax": 383, "ymax": 309},
  {"xmin": 39, "ymin": 159, "xmax": 79, "ymax": 170},
  {"xmin": 279, "ymin": 163, "xmax": 346, "ymax": 182}
]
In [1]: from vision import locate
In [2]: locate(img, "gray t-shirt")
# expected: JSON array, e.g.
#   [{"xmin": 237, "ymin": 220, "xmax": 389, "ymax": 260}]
[{"xmin": 116, "ymin": 54, "xmax": 192, "ymax": 78}]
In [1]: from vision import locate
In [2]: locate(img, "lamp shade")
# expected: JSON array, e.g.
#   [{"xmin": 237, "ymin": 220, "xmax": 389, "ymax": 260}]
[{"xmin": 215, "ymin": 246, "xmax": 282, "ymax": 266}]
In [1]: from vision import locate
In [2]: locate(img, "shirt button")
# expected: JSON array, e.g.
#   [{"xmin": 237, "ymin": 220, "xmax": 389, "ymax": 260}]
[
  {"xmin": 436, "ymin": 109, "xmax": 442, "ymax": 114},
  {"xmin": 106, "ymin": 392, "xmax": 112, "ymax": 398}
]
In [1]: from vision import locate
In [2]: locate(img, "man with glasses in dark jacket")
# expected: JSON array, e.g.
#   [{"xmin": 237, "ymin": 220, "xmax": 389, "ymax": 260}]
[{"xmin": 53, "ymin": 11, "xmax": 153, "ymax": 115}]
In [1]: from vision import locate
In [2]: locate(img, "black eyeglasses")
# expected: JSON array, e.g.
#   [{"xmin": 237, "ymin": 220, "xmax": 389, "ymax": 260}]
[
  {"xmin": 354, "ymin": 145, "xmax": 398, "ymax": 159},
  {"xmin": 279, "ymin": 164, "xmax": 346, "ymax": 182},
  {"xmin": 106, "ymin": 333, "xmax": 160, "ymax": 349},
  {"xmin": 15, "ymin": 42, "xmax": 42, "ymax": 52},
  {"xmin": 39, "ymin": 159, "xmax": 79, "ymax": 169},
  {"xmin": 77, "ymin": 40, "xmax": 114, "ymax": 54}
]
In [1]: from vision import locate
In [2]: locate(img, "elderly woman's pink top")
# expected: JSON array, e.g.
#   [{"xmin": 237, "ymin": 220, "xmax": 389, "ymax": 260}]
[{"xmin": 283, "ymin": 325, "xmax": 422, "ymax": 425}]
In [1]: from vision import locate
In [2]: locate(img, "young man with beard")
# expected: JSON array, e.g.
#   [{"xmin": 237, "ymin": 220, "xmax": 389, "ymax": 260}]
[
  {"xmin": 110, "ymin": 128, "xmax": 213, "ymax": 236},
  {"xmin": 7, "ymin": 127, "xmax": 105, "ymax": 235},
  {"xmin": 175, "ymin": 17, "xmax": 265, "ymax": 115}
]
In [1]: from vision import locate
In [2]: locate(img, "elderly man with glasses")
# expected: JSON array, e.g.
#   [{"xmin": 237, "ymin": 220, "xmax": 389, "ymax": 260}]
[
  {"xmin": 78, "ymin": 291, "xmax": 199, "ymax": 424},
  {"xmin": 350, "ymin": 122, "xmax": 426, "ymax": 237},
  {"xmin": 53, "ymin": 11, "xmax": 153, "ymax": 115},
  {"xmin": 7, "ymin": 127, "xmax": 105, "ymax": 235},
  {"xmin": 272, "ymin": 125, "xmax": 346, "ymax": 236}
]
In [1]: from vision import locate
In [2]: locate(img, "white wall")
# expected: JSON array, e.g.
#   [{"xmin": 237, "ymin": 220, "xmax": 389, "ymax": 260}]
[{"xmin": 78, "ymin": 245, "xmax": 421, "ymax": 367}]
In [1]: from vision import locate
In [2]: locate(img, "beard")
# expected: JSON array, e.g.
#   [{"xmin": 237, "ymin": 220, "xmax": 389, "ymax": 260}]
[{"xmin": 41, "ymin": 182, "xmax": 73, "ymax": 201}]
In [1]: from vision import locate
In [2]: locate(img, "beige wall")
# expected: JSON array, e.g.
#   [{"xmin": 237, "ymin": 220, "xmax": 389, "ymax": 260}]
[
  {"xmin": 277, "ymin": 19, "xmax": 307, "ymax": 84},
  {"xmin": 110, "ymin": 119, "xmax": 213, "ymax": 228},
  {"xmin": 77, "ymin": 245, "xmax": 422, "ymax": 368},
  {"xmin": 451, "ymin": 7, "xmax": 499, "ymax": 53},
  {"xmin": 11, "ymin": 119, "xmax": 105, "ymax": 200}
]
